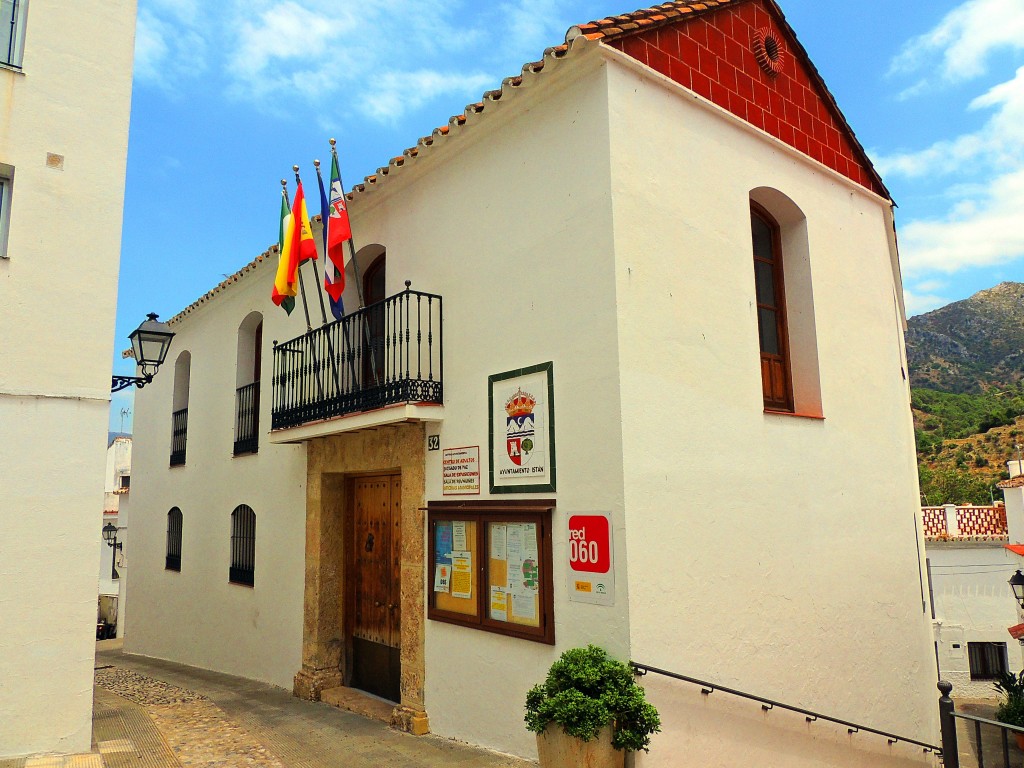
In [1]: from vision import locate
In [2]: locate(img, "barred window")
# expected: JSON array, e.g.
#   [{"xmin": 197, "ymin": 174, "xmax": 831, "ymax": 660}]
[
  {"xmin": 229, "ymin": 504, "xmax": 256, "ymax": 586},
  {"xmin": 165, "ymin": 507, "xmax": 182, "ymax": 572},
  {"xmin": 968, "ymin": 642, "xmax": 1008, "ymax": 681}
]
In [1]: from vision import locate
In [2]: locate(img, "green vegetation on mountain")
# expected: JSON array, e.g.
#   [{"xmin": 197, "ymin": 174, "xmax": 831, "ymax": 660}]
[{"xmin": 907, "ymin": 283, "xmax": 1024, "ymax": 505}]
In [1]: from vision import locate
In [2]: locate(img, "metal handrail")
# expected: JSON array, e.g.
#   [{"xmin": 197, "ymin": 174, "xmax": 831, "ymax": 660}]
[
  {"xmin": 952, "ymin": 712, "xmax": 1024, "ymax": 733},
  {"xmin": 630, "ymin": 661, "xmax": 940, "ymax": 754}
]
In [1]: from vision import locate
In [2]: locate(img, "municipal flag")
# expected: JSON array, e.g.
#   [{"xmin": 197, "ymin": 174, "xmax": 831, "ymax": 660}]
[{"xmin": 321, "ymin": 153, "xmax": 351, "ymax": 320}]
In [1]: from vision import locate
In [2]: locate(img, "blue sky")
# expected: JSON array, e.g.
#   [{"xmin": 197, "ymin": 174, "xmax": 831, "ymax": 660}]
[{"xmin": 110, "ymin": 0, "xmax": 1024, "ymax": 429}]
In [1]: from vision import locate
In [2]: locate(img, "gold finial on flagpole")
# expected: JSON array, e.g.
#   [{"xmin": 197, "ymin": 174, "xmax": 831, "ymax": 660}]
[
  {"xmin": 313, "ymin": 159, "xmax": 321, "ymax": 169},
  {"xmin": 329, "ymin": 138, "xmax": 336, "ymax": 147}
]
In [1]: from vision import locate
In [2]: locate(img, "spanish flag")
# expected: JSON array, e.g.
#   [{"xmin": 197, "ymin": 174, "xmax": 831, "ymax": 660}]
[
  {"xmin": 271, "ymin": 192, "xmax": 296, "ymax": 313},
  {"xmin": 291, "ymin": 180, "xmax": 318, "ymax": 264}
]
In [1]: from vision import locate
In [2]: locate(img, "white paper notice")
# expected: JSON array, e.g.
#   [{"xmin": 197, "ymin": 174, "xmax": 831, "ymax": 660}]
[
  {"xmin": 452, "ymin": 521, "xmax": 467, "ymax": 552},
  {"xmin": 433, "ymin": 563, "xmax": 451, "ymax": 593},
  {"xmin": 512, "ymin": 592, "xmax": 537, "ymax": 621},
  {"xmin": 450, "ymin": 552, "xmax": 472, "ymax": 599},
  {"xmin": 490, "ymin": 524, "xmax": 507, "ymax": 561},
  {"xmin": 523, "ymin": 523, "xmax": 538, "ymax": 561},
  {"xmin": 490, "ymin": 587, "xmax": 508, "ymax": 620},
  {"xmin": 506, "ymin": 524, "xmax": 523, "ymax": 563}
]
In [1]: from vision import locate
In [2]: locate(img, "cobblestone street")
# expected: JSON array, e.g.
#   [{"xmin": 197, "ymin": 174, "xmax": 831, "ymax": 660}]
[{"xmin": 0, "ymin": 642, "xmax": 532, "ymax": 768}]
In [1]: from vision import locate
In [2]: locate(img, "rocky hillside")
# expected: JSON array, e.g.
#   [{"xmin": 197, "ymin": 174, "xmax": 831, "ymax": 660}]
[{"xmin": 906, "ymin": 282, "xmax": 1024, "ymax": 394}]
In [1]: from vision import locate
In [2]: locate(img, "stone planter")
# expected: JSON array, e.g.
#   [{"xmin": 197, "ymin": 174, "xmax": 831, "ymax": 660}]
[{"xmin": 536, "ymin": 725, "xmax": 624, "ymax": 768}]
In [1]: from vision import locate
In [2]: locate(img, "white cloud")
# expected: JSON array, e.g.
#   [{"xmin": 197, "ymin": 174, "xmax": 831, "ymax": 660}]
[
  {"xmin": 903, "ymin": 287, "xmax": 953, "ymax": 317},
  {"xmin": 876, "ymin": 66, "xmax": 1024, "ymax": 178},
  {"xmin": 898, "ymin": 168, "xmax": 1024, "ymax": 275},
  {"xmin": 133, "ymin": 8, "xmax": 207, "ymax": 89},
  {"xmin": 877, "ymin": 66, "xmax": 1024, "ymax": 276},
  {"xmin": 135, "ymin": 0, "xmax": 502, "ymax": 122},
  {"xmin": 890, "ymin": 0, "xmax": 1024, "ymax": 84},
  {"xmin": 358, "ymin": 70, "xmax": 495, "ymax": 123}
]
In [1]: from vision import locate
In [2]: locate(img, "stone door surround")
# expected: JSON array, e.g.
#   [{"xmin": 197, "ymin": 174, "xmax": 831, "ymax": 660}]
[{"xmin": 293, "ymin": 423, "xmax": 428, "ymax": 735}]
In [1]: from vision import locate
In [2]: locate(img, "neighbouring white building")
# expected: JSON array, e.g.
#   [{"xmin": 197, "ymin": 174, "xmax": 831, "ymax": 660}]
[
  {"xmin": 127, "ymin": 1, "xmax": 938, "ymax": 765},
  {"xmin": 99, "ymin": 435, "xmax": 132, "ymax": 637},
  {"xmin": 923, "ymin": 499, "xmax": 1024, "ymax": 699},
  {"xmin": 0, "ymin": 0, "xmax": 138, "ymax": 760}
]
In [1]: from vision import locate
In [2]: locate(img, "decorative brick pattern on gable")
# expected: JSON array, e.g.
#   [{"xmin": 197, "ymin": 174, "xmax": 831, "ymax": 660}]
[
  {"xmin": 921, "ymin": 507, "xmax": 947, "ymax": 538},
  {"xmin": 922, "ymin": 505, "xmax": 1008, "ymax": 541},
  {"xmin": 957, "ymin": 506, "xmax": 1008, "ymax": 537},
  {"xmin": 605, "ymin": 0, "xmax": 884, "ymax": 196}
]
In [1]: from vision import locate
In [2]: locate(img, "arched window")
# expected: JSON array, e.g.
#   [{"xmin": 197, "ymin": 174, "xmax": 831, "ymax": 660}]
[
  {"xmin": 234, "ymin": 312, "xmax": 263, "ymax": 456},
  {"xmin": 229, "ymin": 505, "xmax": 256, "ymax": 586},
  {"xmin": 170, "ymin": 351, "xmax": 191, "ymax": 466},
  {"xmin": 166, "ymin": 508, "xmax": 183, "ymax": 572},
  {"xmin": 749, "ymin": 188, "xmax": 821, "ymax": 416},
  {"xmin": 751, "ymin": 205, "xmax": 791, "ymax": 411},
  {"xmin": 361, "ymin": 250, "xmax": 387, "ymax": 396}
]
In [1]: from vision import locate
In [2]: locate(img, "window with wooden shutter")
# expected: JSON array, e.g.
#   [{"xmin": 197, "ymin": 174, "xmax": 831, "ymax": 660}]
[{"xmin": 751, "ymin": 204, "xmax": 793, "ymax": 412}]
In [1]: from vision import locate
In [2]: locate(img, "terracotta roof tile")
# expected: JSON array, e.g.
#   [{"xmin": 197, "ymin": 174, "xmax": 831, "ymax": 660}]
[{"xmin": 999, "ymin": 476, "xmax": 1024, "ymax": 489}]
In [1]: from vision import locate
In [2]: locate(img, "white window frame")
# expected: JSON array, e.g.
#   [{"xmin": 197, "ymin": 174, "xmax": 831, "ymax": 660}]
[
  {"xmin": 0, "ymin": 166, "xmax": 12, "ymax": 260},
  {"xmin": 0, "ymin": 0, "xmax": 28, "ymax": 69}
]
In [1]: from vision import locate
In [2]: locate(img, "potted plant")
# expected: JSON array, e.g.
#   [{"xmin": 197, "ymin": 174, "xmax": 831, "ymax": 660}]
[
  {"xmin": 995, "ymin": 669, "xmax": 1024, "ymax": 748},
  {"xmin": 525, "ymin": 645, "xmax": 660, "ymax": 768}
]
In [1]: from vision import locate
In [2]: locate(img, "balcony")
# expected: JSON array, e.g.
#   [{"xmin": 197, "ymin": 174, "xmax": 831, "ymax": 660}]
[{"xmin": 271, "ymin": 284, "xmax": 442, "ymax": 434}]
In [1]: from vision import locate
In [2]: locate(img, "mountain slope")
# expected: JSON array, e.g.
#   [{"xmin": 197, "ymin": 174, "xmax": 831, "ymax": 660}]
[{"xmin": 906, "ymin": 282, "xmax": 1024, "ymax": 394}]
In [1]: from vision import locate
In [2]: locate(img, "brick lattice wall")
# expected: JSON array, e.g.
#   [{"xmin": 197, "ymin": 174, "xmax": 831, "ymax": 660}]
[{"xmin": 606, "ymin": 0, "xmax": 884, "ymax": 196}]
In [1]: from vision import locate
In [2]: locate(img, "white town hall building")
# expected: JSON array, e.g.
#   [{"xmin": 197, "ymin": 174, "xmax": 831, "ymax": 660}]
[{"xmin": 126, "ymin": 1, "xmax": 939, "ymax": 765}]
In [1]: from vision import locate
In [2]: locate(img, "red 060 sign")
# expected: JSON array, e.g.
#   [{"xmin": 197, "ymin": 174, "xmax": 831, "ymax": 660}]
[{"xmin": 568, "ymin": 515, "xmax": 610, "ymax": 573}]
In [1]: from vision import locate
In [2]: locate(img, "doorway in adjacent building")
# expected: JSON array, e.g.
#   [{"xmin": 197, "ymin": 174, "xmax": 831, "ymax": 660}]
[{"xmin": 348, "ymin": 473, "xmax": 401, "ymax": 702}]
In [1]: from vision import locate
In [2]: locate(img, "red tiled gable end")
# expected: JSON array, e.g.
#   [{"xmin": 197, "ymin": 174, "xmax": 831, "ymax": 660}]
[{"xmin": 599, "ymin": 0, "xmax": 885, "ymax": 196}]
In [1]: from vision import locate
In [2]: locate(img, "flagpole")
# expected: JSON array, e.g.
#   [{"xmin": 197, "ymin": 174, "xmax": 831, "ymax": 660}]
[
  {"xmin": 302, "ymin": 163, "xmax": 332, "ymax": 329},
  {"xmin": 330, "ymin": 139, "xmax": 381, "ymax": 388},
  {"xmin": 314, "ymin": 158, "xmax": 357, "ymax": 391}
]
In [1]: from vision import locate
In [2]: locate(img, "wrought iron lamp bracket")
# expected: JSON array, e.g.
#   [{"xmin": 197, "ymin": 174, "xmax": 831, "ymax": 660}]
[{"xmin": 111, "ymin": 373, "xmax": 154, "ymax": 393}]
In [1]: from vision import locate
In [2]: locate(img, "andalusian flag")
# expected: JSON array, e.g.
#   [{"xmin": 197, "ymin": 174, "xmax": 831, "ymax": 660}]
[
  {"xmin": 319, "ymin": 153, "xmax": 351, "ymax": 320},
  {"xmin": 271, "ymin": 192, "xmax": 296, "ymax": 314}
]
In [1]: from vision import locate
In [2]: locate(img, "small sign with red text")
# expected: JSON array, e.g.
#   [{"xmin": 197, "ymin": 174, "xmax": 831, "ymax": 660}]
[
  {"xmin": 442, "ymin": 446, "xmax": 480, "ymax": 495},
  {"xmin": 567, "ymin": 512, "xmax": 614, "ymax": 605}
]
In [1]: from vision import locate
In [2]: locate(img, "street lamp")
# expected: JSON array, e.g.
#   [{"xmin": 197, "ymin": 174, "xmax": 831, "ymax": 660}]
[
  {"xmin": 111, "ymin": 313, "xmax": 175, "ymax": 392},
  {"xmin": 102, "ymin": 522, "xmax": 123, "ymax": 580},
  {"xmin": 1009, "ymin": 570, "xmax": 1024, "ymax": 609}
]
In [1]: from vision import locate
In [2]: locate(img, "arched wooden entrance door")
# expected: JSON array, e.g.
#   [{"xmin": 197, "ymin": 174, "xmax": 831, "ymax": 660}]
[{"xmin": 362, "ymin": 255, "xmax": 386, "ymax": 395}]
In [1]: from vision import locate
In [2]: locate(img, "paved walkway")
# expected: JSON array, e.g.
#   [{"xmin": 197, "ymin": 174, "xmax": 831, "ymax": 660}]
[{"xmin": 1, "ymin": 641, "xmax": 532, "ymax": 768}]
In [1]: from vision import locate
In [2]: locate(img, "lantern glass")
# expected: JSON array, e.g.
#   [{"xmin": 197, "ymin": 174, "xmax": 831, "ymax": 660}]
[
  {"xmin": 102, "ymin": 523, "xmax": 117, "ymax": 545},
  {"xmin": 1009, "ymin": 570, "xmax": 1024, "ymax": 606},
  {"xmin": 128, "ymin": 314, "xmax": 174, "ymax": 368}
]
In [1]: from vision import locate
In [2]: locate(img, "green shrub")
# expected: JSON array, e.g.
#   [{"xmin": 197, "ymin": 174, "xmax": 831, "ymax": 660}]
[
  {"xmin": 995, "ymin": 670, "xmax": 1024, "ymax": 727},
  {"xmin": 524, "ymin": 645, "xmax": 660, "ymax": 752}
]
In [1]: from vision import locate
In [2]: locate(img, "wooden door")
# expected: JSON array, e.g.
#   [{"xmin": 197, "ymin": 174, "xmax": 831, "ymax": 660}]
[{"xmin": 350, "ymin": 474, "xmax": 401, "ymax": 702}]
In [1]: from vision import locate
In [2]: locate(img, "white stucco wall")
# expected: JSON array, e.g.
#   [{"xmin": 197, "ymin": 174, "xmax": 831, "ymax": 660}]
[
  {"xmin": 928, "ymin": 543, "xmax": 1024, "ymax": 699},
  {"xmin": 125, "ymin": 31, "xmax": 941, "ymax": 768},
  {"xmin": 603, "ymin": 51, "xmax": 938, "ymax": 766},
  {"xmin": 126, "ymin": 268, "xmax": 308, "ymax": 690},
  {"xmin": 343, "ymin": 47, "xmax": 628, "ymax": 759},
  {"xmin": 0, "ymin": 0, "xmax": 137, "ymax": 759}
]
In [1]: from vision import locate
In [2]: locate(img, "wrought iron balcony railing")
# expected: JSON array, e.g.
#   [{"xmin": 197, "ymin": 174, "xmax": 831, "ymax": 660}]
[
  {"xmin": 170, "ymin": 408, "xmax": 188, "ymax": 466},
  {"xmin": 271, "ymin": 283, "xmax": 442, "ymax": 430},
  {"xmin": 234, "ymin": 382, "xmax": 260, "ymax": 455}
]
